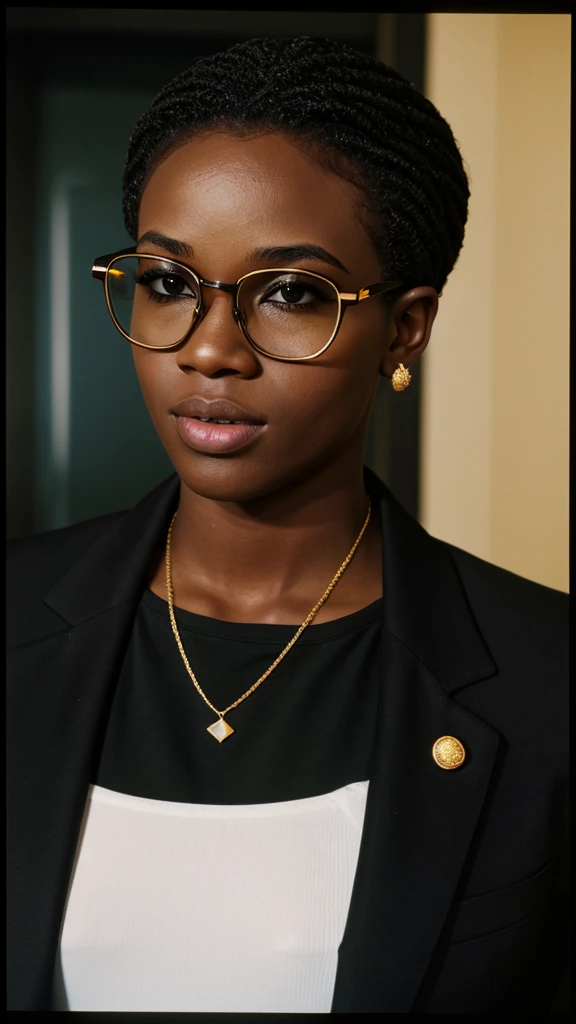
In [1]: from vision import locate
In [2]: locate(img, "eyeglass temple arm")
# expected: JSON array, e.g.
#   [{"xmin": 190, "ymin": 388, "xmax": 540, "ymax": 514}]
[
  {"xmin": 339, "ymin": 280, "xmax": 404, "ymax": 306},
  {"xmin": 92, "ymin": 246, "xmax": 138, "ymax": 281}
]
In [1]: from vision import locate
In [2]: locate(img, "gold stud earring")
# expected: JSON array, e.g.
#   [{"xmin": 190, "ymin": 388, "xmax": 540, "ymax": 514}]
[{"xmin": 391, "ymin": 363, "xmax": 411, "ymax": 392}]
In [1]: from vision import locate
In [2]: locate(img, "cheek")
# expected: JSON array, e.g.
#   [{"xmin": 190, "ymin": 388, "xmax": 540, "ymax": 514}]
[
  {"xmin": 292, "ymin": 317, "xmax": 384, "ymax": 430},
  {"xmin": 131, "ymin": 350, "xmax": 175, "ymax": 422},
  {"xmin": 270, "ymin": 350, "xmax": 381, "ymax": 444}
]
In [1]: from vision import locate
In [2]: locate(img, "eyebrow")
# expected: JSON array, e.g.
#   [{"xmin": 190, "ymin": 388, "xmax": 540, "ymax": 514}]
[
  {"xmin": 248, "ymin": 245, "xmax": 349, "ymax": 274},
  {"xmin": 136, "ymin": 232, "xmax": 350, "ymax": 275},
  {"xmin": 137, "ymin": 231, "xmax": 195, "ymax": 259}
]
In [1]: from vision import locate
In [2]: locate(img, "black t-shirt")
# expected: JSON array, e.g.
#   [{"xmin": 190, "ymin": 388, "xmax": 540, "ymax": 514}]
[{"xmin": 95, "ymin": 587, "xmax": 384, "ymax": 805}]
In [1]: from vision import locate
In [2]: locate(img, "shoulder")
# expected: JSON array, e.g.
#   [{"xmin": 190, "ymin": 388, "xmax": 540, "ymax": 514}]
[
  {"xmin": 444, "ymin": 541, "xmax": 568, "ymax": 675},
  {"xmin": 7, "ymin": 512, "xmax": 126, "ymax": 647},
  {"xmin": 446, "ymin": 541, "xmax": 567, "ymax": 620},
  {"xmin": 8, "ymin": 510, "xmax": 125, "ymax": 588}
]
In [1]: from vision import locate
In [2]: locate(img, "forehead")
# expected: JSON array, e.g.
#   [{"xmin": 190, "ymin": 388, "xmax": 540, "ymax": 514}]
[{"xmin": 137, "ymin": 132, "xmax": 379, "ymax": 273}]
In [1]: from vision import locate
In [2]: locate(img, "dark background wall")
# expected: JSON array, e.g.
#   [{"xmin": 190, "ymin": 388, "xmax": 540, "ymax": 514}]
[{"xmin": 6, "ymin": 9, "xmax": 426, "ymax": 538}]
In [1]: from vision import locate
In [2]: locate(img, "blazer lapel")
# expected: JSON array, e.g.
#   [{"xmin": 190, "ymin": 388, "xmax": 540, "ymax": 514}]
[
  {"xmin": 7, "ymin": 474, "xmax": 180, "ymax": 1011},
  {"xmin": 331, "ymin": 470, "xmax": 501, "ymax": 1012}
]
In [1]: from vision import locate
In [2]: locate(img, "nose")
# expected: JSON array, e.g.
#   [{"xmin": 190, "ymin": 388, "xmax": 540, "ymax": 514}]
[{"xmin": 175, "ymin": 287, "xmax": 260, "ymax": 379}]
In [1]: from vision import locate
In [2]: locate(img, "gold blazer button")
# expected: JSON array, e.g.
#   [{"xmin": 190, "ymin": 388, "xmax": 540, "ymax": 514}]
[{"xmin": 432, "ymin": 735, "xmax": 466, "ymax": 770}]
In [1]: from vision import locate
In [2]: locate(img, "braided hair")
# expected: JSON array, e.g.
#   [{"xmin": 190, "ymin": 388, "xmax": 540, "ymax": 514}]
[{"xmin": 122, "ymin": 36, "xmax": 469, "ymax": 293}]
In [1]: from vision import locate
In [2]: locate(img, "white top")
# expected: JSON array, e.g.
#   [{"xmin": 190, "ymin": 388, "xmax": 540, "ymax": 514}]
[{"xmin": 53, "ymin": 780, "xmax": 369, "ymax": 1013}]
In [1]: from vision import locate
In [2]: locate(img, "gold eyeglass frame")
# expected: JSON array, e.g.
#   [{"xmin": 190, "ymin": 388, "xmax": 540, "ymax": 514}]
[{"xmin": 92, "ymin": 246, "xmax": 404, "ymax": 362}]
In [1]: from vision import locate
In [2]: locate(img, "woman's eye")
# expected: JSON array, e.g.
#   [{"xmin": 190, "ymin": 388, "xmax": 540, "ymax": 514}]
[
  {"xmin": 264, "ymin": 281, "xmax": 325, "ymax": 305},
  {"xmin": 136, "ymin": 271, "xmax": 196, "ymax": 299},
  {"xmin": 150, "ymin": 274, "xmax": 195, "ymax": 298},
  {"xmin": 275, "ymin": 282, "xmax": 308, "ymax": 304}
]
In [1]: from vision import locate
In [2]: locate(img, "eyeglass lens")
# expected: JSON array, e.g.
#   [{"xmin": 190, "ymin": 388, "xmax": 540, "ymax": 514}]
[{"xmin": 106, "ymin": 256, "xmax": 340, "ymax": 357}]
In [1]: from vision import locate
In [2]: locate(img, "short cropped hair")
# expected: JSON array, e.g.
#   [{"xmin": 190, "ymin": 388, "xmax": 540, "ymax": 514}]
[{"xmin": 122, "ymin": 35, "xmax": 470, "ymax": 293}]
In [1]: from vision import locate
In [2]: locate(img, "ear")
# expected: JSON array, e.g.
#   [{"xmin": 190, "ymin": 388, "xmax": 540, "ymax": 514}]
[{"xmin": 379, "ymin": 287, "xmax": 439, "ymax": 378}]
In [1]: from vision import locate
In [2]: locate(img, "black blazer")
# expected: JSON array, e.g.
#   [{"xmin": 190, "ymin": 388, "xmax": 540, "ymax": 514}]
[{"xmin": 7, "ymin": 469, "xmax": 569, "ymax": 1013}]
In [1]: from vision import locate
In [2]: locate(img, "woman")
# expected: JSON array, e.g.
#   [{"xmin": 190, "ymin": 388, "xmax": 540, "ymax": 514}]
[{"xmin": 7, "ymin": 36, "xmax": 568, "ymax": 1013}]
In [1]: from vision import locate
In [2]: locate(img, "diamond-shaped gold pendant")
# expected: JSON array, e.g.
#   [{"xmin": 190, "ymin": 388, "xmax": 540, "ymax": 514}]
[{"xmin": 207, "ymin": 718, "xmax": 235, "ymax": 743}]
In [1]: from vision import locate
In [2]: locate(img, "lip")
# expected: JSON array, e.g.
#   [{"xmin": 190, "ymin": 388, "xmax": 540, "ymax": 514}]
[
  {"xmin": 170, "ymin": 396, "xmax": 265, "ymax": 425},
  {"xmin": 170, "ymin": 397, "xmax": 267, "ymax": 455},
  {"xmin": 174, "ymin": 416, "xmax": 265, "ymax": 454}
]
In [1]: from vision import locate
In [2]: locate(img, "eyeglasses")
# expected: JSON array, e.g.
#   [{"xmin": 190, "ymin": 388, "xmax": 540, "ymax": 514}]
[{"xmin": 92, "ymin": 246, "xmax": 403, "ymax": 362}]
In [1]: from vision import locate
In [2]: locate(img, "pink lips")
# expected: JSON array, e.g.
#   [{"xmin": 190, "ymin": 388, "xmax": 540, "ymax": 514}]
[{"xmin": 174, "ymin": 415, "xmax": 265, "ymax": 453}]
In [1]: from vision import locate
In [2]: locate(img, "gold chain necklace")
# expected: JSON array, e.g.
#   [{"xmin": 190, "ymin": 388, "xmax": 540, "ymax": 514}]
[{"xmin": 165, "ymin": 498, "xmax": 372, "ymax": 743}]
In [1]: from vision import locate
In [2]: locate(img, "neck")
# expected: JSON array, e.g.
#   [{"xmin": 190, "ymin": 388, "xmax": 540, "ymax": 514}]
[{"xmin": 163, "ymin": 458, "xmax": 381, "ymax": 624}]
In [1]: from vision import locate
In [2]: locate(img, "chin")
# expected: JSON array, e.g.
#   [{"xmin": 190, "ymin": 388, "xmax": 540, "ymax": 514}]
[
  {"xmin": 174, "ymin": 447, "xmax": 330, "ymax": 508},
  {"xmin": 175, "ymin": 455, "xmax": 294, "ymax": 505}
]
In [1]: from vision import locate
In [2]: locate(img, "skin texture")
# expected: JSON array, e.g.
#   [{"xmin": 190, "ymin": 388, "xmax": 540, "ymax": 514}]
[{"xmin": 133, "ymin": 131, "xmax": 438, "ymax": 623}]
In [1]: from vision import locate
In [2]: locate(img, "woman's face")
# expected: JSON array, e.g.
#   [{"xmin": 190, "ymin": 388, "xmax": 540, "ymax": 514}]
[{"xmin": 134, "ymin": 131, "xmax": 395, "ymax": 502}]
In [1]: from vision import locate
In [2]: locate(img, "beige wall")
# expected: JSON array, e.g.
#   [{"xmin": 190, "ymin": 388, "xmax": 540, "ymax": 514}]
[{"xmin": 420, "ymin": 14, "xmax": 569, "ymax": 592}]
